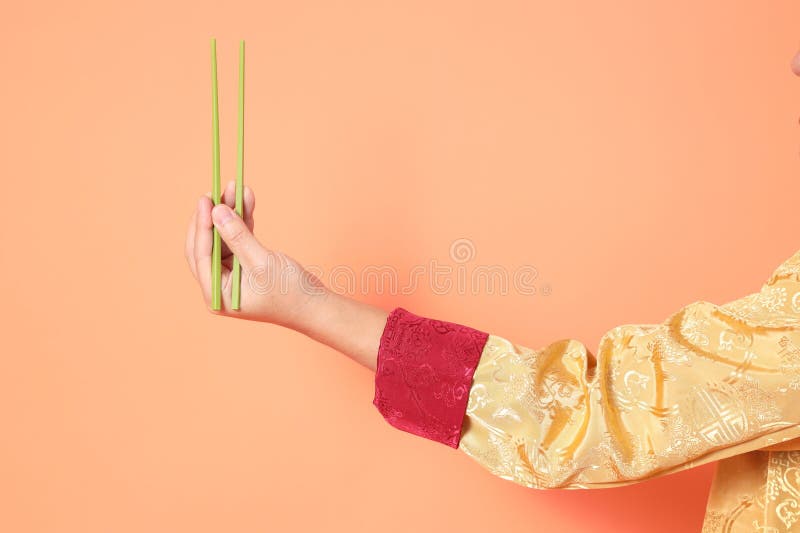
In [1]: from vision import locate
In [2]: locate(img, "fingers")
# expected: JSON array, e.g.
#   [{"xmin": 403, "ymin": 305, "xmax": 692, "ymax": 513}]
[
  {"xmin": 222, "ymin": 179, "xmax": 235, "ymax": 208},
  {"xmin": 189, "ymin": 186, "xmax": 257, "ymax": 311},
  {"xmin": 211, "ymin": 203, "xmax": 263, "ymax": 270},
  {"xmin": 219, "ymin": 180, "xmax": 256, "ymax": 259},
  {"xmin": 184, "ymin": 208, "xmax": 198, "ymax": 280},
  {"xmin": 219, "ymin": 181, "xmax": 236, "ymax": 258},
  {"xmin": 243, "ymin": 185, "xmax": 255, "ymax": 229},
  {"xmin": 185, "ymin": 191, "xmax": 212, "ymax": 282},
  {"xmin": 194, "ymin": 194, "xmax": 214, "ymax": 305},
  {"xmin": 221, "ymin": 179, "xmax": 255, "ymax": 231}
]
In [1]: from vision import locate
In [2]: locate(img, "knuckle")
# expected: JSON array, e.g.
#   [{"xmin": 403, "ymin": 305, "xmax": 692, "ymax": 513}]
[{"xmin": 226, "ymin": 223, "xmax": 246, "ymax": 246}]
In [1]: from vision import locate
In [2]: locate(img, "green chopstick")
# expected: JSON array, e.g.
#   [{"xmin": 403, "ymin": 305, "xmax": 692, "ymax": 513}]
[
  {"xmin": 208, "ymin": 38, "xmax": 245, "ymax": 311},
  {"xmin": 210, "ymin": 38, "xmax": 222, "ymax": 310},
  {"xmin": 232, "ymin": 40, "xmax": 245, "ymax": 310}
]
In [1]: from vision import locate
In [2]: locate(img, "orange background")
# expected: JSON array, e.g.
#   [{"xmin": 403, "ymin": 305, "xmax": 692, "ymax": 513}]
[{"xmin": 2, "ymin": 1, "xmax": 800, "ymax": 531}]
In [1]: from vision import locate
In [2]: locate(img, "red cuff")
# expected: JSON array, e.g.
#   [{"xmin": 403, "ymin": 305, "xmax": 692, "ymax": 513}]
[{"xmin": 372, "ymin": 307, "xmax": 489, "ymax": 448}]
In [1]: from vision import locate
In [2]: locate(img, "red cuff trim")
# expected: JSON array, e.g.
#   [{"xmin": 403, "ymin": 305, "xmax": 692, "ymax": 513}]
[{"xmin": 372, "ymin": 307, "xmax": 489, "ymax": 448}]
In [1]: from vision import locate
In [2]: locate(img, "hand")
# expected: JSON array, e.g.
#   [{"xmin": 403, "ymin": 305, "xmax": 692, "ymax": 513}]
[{"xmin": 184, "ymin": 180, "xmax": 329, "ymax": 327}]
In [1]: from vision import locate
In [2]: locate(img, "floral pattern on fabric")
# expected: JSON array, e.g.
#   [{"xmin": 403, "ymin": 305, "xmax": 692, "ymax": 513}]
[{"xmin": 372, "ymin": 307, "xmax": 489, "ymax": 448}]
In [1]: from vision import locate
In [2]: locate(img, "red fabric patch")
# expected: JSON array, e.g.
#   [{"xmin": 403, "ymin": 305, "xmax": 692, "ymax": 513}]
[{"xmin": 372, "ymin": 307, "xmax": 490, "ymax": 448}]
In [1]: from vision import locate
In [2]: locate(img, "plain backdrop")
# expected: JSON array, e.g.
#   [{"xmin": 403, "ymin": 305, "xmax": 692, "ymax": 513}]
[{"xmin": 2, "ymin": 1, "xmax": 800, "ymax": 531}]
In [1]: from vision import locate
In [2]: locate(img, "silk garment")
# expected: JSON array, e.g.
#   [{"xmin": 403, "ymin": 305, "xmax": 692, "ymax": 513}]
[
  {"xmin": 373, "ymin": 248, "xmax": 800, "ymax": 531},
  {"xmin": 458, "ymin": 248, "xmax": 800, "ymax": 531}
]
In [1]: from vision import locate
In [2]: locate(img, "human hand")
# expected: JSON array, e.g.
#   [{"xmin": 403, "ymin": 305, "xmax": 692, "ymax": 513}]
[{"xmin": 184, "ymin": 180, "xmax": 329, "ymax": 327}]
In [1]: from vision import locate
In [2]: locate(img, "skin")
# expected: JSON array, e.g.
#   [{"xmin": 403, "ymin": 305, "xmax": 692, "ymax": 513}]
[
  {"xmin": 793, "ymin": 50, "xmax": 800, "ymax": 78},
  {"xmin": 185, "ymin": 51, "xmax": 800, "ymax": 394},
  {"xmin": 184, "ymin": 179, "xmax": 388, "ymax": 373}
]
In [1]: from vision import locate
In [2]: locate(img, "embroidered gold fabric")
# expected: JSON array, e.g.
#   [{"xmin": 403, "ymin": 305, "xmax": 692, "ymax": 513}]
[{"xmin": 458, "ymin": 249, "xmax": 800, "ymax": 531}]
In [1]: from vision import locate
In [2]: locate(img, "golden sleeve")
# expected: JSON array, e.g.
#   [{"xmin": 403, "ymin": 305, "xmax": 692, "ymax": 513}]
[
  {"xmin": 457, "ymin": 249, "xmax": 800, "ymax": 489},
  {"xmin": 450, "ymin": 247, "xmax": 800, "ymax": 489}
]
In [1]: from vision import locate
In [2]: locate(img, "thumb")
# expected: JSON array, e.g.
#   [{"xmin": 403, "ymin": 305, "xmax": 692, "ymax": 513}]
[{"xmin": 211, "ymin": 204, "xmax": 262, "ymax": 268}]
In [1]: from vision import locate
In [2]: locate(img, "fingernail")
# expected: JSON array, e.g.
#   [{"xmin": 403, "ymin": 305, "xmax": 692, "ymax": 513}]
[{"xmin": 212, "ymin": 204, "xmax": 233, "ymax": 225}]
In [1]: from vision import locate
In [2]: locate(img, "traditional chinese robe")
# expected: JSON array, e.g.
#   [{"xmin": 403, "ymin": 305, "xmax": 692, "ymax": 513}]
[{"xmin": 372, "ymin": 248, "xmax": 800, "ymax": 532}]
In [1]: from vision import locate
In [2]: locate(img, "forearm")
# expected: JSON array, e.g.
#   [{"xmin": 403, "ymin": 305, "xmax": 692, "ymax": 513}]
[{"xmin": 290, "ymin": 288, "xmax": 389, "ymax": 373}]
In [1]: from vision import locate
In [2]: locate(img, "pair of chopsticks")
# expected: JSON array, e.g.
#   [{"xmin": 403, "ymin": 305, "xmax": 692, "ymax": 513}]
[{"xmin": 210, "ymin": 38, "xmax": 245, "ymax": 311}]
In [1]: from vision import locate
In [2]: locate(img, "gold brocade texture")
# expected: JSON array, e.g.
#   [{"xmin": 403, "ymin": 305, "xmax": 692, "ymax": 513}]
[
  {"xmin": 457, "ymin": 249, "xmax": 800, "ymax": 531},
  {"xmin": 701, "ymin": 450, "xmax": 800, "ymax": 532}
]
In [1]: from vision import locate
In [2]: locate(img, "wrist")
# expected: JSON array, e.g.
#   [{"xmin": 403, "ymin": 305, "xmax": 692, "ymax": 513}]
[
  {"xmin": 290, "ymin": 288, "xmax": 388, "ymax": 372},
  {"xmin": 278, "ymin": 270, "xmax": 334, "ymax": 333}
]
